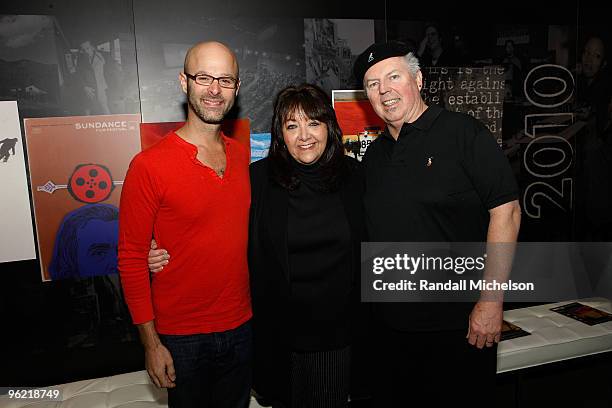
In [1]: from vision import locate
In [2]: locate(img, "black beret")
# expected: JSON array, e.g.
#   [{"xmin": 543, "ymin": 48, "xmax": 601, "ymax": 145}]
[{"xmin": 353, "ymin": 40, "xmax": 415, "ymax": 86}]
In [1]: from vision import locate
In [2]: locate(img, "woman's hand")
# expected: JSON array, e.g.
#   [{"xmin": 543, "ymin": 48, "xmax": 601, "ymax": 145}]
[{"xmin": 148, "ymin": 239, "xmax": 170, "ymax": 273}]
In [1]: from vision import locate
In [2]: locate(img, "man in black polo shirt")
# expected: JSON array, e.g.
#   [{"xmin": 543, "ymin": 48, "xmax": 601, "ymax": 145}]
[{"xmin": 354, "ymin": 41, "xmax": 521, "ymax": 405}]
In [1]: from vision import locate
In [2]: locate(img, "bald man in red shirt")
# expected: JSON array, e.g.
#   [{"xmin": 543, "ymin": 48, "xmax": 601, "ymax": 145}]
[{"xmin": 118, "ymin": 41, "xmax": 252, "ymax": 408}]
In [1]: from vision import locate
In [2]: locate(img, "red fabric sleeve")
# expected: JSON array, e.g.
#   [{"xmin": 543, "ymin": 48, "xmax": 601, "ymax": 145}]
[{"xmin": 118, "ymin": 153, "xmax": 162, "ymax": 324}]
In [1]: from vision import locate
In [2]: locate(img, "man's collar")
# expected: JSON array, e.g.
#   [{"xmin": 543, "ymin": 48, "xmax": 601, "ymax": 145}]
[
  {"xmin": 405, "ymin": 104, "xmax": 443, "ymax": 131},
  {"xmin": 382, "ymin": 104, "xmax": 444, "ymax": 140}
]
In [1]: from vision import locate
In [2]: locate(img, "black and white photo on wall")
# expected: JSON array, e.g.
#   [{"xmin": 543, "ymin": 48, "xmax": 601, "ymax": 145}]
[
  {"xmin": 133, "ymin": 2, "xmax": 306, "ymax": 133},
  {"xmin": 0, "ymin": 2, "xmax": 139, "ymax": 119},
  {"xmin": 304, "ymin": 18, "xmax": 377, "ymax": 95}
]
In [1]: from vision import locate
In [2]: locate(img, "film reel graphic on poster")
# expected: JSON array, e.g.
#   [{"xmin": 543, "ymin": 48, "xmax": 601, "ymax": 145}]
[{"xmin": 37, "ymin": 163, "xmax": 123, "ymax": 204}]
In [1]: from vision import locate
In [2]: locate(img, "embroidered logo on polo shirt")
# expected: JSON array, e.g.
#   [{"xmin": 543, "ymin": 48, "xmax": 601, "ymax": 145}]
[
  {"xmin": 368, "ymin": 52, "xmax": 374, "ymax": 62},
  {"xmin": 426, "ymin": 156, "xmax": 433, "ymax": 167}
]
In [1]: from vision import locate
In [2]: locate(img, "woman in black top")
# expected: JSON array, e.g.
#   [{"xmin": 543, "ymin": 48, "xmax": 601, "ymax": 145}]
[{"xmin": 249, "ymin": 84, "xmax": 366, "ymax": 407}]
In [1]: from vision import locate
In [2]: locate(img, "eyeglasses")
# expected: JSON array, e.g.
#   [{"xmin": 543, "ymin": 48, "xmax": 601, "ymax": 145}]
[{"xmin": 184, "ymin": 72, "xmax": 238, "ymax": 89}]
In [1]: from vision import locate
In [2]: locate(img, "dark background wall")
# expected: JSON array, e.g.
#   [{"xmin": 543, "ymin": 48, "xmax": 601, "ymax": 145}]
[{"xmin": 1, "ymin": 2, "xmax": 610, "ymax": 399}]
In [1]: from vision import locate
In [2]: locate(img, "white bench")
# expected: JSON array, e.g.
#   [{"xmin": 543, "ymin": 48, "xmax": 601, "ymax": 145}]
[
  {"xmin": 497, "ymin": 297, "xmax": 612, "ymax": 373},
  {"xmin": 0, "ymin": 370, "xmax": 264, "ymax": 408}
]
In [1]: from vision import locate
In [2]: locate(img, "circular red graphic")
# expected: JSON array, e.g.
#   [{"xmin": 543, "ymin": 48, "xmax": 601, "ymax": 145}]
[{"xmin": 68, "ymin": 164, "xmax": 114, "ymax": 203}]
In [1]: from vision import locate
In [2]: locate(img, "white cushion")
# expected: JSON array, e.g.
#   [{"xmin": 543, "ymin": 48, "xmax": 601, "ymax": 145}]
[
  {"xmin": 0, "ymin": 370, "xmax": 265, "ymax": 408},
  {"xmin": 497, "ymin": 297, "xmax": 612, "ymax": 373}
]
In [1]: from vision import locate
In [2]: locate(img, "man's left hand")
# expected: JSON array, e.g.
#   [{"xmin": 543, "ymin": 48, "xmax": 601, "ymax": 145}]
[{"xmin": 466, "ymin": 301, "xmax": 503, "ymax": 349}]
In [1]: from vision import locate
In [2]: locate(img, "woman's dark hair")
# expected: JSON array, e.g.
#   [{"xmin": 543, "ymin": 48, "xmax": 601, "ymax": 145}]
[{"xmin": 268, "ymin": 83, "xmax": 348, "ymax": 191}]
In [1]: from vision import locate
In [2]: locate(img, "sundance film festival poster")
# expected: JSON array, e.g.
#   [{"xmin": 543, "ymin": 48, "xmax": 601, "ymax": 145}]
[
  {"xmin": 332, "ymin": 90, "xmax": 385, "ymax": 161},
  {"xmin": 0, "ymin": 101, "xmax": 36, "ymax": 263},
  {"xmin": 24, "ymin": 114, "xmax": 141, "ymax": 281}
]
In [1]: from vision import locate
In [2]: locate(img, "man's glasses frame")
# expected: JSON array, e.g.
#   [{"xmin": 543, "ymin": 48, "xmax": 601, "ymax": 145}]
[{"xmin": 184, "ymin": 72, "xmax": 238, "ymax": 89}]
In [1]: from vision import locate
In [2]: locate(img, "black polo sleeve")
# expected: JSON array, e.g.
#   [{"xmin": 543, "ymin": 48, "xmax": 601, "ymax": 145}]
[{"xmin": 458, "ymin": 116, "xmax": 519, "ymax": 210}]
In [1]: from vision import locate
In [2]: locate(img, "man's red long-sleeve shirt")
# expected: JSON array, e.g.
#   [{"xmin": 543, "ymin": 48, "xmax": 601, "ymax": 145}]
[{"xmin": 118, "ymin": 132, "xmax": 252, "ymax": 334}]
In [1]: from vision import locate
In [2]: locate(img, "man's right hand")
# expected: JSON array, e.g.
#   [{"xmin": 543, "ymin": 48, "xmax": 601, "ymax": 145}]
[
  {"xmin": 148, "ymin": 239, "xmax": 169, "ymax": 273},
  {"xmin": 138, "ymin": 321, "xmax": 176, "ymax": 388},
  {"xmin": 145, "ymin": 343, "xmax": 176, "ymax": 388}
]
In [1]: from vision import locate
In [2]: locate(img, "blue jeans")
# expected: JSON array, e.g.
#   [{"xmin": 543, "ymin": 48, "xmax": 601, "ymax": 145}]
[{"xmin": 159, "ymin": 320, "xmax": 252, "ymax": 408}]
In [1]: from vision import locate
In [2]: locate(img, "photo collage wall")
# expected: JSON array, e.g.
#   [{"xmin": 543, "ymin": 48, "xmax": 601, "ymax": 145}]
[{"xmin": 1, "ymin": 0, "xmax": 610, "ymax": 352}]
